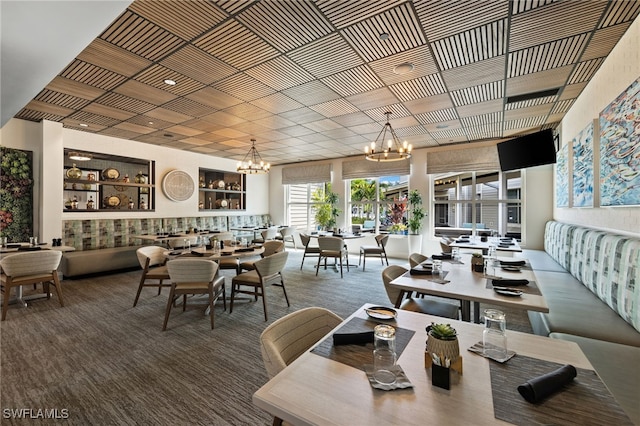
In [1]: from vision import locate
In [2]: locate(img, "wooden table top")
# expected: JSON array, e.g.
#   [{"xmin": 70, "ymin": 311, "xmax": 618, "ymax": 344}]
[
  {"xmin": 163, "ymin": 246, "xmax": 264, "ymax": 260},
  {"xmin": 252, "ymin": 303, "xmax": 592, "ymax": 426},
  {"xmin": 390, "ymin": 254, "xmax": 549, "ymax": 317}
]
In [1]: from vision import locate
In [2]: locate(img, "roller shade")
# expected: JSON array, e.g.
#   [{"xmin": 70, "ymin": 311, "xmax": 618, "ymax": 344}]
[
  {"xmin": 426, "ymin": 145, "xmax": 499, "ymax": 174},
  {"xmin": 282, "ymin": 163, "xmax": 332, "ymax": 185},
  {"xmin": 341, "ymin": 158, "xmax": 410, "ymax": 179}
]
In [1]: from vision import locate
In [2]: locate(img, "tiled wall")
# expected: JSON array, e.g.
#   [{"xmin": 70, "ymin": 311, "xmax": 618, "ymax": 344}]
[{"xmin": 62, "ymin": 215, "xmax": 270, "ymax": 250}]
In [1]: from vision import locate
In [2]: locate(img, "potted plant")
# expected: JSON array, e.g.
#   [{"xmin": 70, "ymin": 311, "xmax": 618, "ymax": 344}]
[
  {"xmin": 407, "ymin": 189, "xmax": 426, "ymax": 253},
  {"xmin": 425, "ymin": 323, "xmax": 460, "ymax": 362},
  {"xmin": 471, "ymin": 252, "xmax": 484, "ymax": 272},
  {"xmin": 314, "ymin": 187, "xmax": 341, "ymax": 231},
  {"xmin": 388, "ymin": 223, "xmax": 407, "ymax": 234}
]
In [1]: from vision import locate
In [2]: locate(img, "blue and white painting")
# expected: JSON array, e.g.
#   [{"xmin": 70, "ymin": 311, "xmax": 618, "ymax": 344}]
[
  {"xmin": 556, "ymin": 143, "xmax": 569, "ymax": 207},
  {"xmin": 572, "ymin": 122, "xmax": 594, "ymax": 208},
  {"xmin": 599, "ymin": 77, "xmax": 640, "ymax": 207}
]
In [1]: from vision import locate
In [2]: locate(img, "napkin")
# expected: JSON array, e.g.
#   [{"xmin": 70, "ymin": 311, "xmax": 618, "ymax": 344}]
[
  {"xmin": 190, "ymin": 251, "xmax": 204, "ymax": 257},
  {"xmin": 410, "ymin": 268, "xmax": 433, "ymax": 275},
  {"xmin": 168, "ymin": 234, "xmax": 181, "ymax": 237},
  {"xmin": 234, "ymin": 247, "xmax": 254, "ymax": 253},
  {"xmin": 363, "ymin": 365, "xmax": 413, "ymax": 391},
  {"xmin": 492, "ymin": 279, "xmax": 529, "ymax": 286},
  {"xmin": 500, "ymin": 260, "xmax": 526, "ymax": 266},
  {"xmin": 6, "ymin": 244, "xmax": 21, "ymax": 249},
  {"xmin": 456, "ymin": 238, "xmax": 470, "ymax": 243},
  {"xmin": 18, "ymin": 246, "xmax": 42, "ymax": 251},
  {"xmin": 169, "ymin": 251, "xmax": 182, "ymax": 256},
  {"xmin": 332, "ymin": 331, "xmax": 374, "ymax": 346},
  {"xmin": 517, "ymin": 364, "xmax": 577, "ymax": 403},
  {"xmin": 432, "ymin": 253, "xmax": 452, "ymax": 260}
]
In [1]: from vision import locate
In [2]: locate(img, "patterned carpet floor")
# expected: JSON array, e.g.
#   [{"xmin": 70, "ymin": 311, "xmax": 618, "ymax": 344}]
[{"xmin": 1, "ymin": 249, "xmax": 533, "ymax": 425}]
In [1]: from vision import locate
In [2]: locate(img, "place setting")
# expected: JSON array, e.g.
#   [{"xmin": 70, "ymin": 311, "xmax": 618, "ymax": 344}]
[{"xmin": 410, "ymin": 260, "xmax": 450, "ymax": 284}]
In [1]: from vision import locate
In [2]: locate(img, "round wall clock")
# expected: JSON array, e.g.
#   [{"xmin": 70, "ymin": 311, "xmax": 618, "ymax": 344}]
[{"xmin": 162, "ymin": 170, "xmax": 195, "ymax": 202}]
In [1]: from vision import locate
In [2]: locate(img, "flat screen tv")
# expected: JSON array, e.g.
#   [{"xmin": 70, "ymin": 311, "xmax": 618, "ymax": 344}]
[{"xmin": 497, "ymin": 129, "xmax": 556, "ymax": 171}]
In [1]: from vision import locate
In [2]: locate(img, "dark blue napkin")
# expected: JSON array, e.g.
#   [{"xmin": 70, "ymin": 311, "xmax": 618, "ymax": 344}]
[{"xmin": 518, "ymin": 364, "xmax": 577, "ymax": 403}]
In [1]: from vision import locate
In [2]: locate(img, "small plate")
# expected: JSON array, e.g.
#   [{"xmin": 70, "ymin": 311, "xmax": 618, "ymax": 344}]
[
  {"xmin": 365, "ymin": 306, "xmax": 397, "ymax": 320},
  {"xmin": 494, "ymin": 288, "xmax": 523, "ymax": 297}
]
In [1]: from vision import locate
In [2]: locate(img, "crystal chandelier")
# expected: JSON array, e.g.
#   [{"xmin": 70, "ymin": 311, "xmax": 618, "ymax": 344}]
[
  {"xmin": 237, "ymin": 139, "xmax": 270, "ymax": 174},
  {"xmin": 364, "ymin": 111, "xmax": 412, "ymax": 162}
]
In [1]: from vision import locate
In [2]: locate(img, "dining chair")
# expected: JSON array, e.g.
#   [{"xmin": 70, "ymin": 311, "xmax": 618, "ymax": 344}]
[
  {"xmin": 260, "ymin": 306, "xmax": 342, "ymax": 426},
  {"xmin": 239, "ymin": 240, "xmax": 284, "ymax": 272},
  {"xmin": 167, "ymin": 236, "xmax": 198, "ymax": 249},
  {"xmin": 440, "ymin": 237, "xmax": 454, "ymax": 254},
  {"xmin": 230, "ymin": 251, "xmax": 289, "ymax": 321},
  {"xmin": 276, "ymin": 226, "xmax": 297, "ymax": 249},
  {"xmin": 358, "ymin": 234, "xmax": 389, "ymax": 271},
  {"xmin": 299, "ymin": 233, "xmax": 321, "ymax": 270},
  {"xmin": 214, "ymin": 232, "xmax": 241, "ymax": 275},
  {"xmin": 382, "ymin": 265, "xmax": 459, "ymax": 320},
  {"xmin": 409, "ymin": 252, "xmax": 429, "ymax": 268},
  {"xmin": 1, "ymin": 250, "xmax": 64, "ymax": 320},
  {"xmin": 163, "ymin": 258, "xmax": 225, "ymax": 331},
  {"xmin": 134, "ymin": 246, "xmax": 171, "ymax": 307},
  {"xmin": 253, "ymin": 227, "xmax": 278, "ymax": 244},
  {"xmin": 316, "ymin": 236, "xmax": 349, "ymax": 278}
]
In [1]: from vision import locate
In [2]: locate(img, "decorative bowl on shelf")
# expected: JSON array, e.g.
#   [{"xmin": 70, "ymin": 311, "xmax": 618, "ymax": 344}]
[
  {"xmin": 102, "ymin": 168, "xmax": 120, "ymax": 180},
  {"xmin": 66, "ymin": 164, "xmax": 82, "ymax": 179},
  {"xmin": 217, "ymin": 180, "xmax": 226, "ymax": 189}
]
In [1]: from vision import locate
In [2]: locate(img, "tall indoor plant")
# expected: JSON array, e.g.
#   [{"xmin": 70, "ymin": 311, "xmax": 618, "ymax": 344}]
[
  {"xmin": 313, "ymin": 185, "xmax": 341, "ymax": 231},
  {"xmin": 407, "ymin": 189, "xmax": 426, "ymax": 253}
]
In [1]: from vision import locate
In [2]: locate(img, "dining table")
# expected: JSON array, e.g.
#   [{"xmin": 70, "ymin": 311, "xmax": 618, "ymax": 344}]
[
  {"xmin": 389, "ymin": 253, "xmax": 548, "ymax": 323},
  {"xmin": 449, "ymin": 236, "xmax": 522, "ymax": 255},
  {"xmin": 253, "ymin": 303, "xmax": 631, "ymax": 425}
]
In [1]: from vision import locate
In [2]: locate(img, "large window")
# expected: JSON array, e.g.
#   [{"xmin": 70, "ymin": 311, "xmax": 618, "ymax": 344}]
[
  {"xmin": 433, "ymin": 171, "xmax": 522, "ymax": 239},
  {"xmin": 286, "ymin": 182, "xmax": 329, "ymax": 232},
  {"xmin": 349, "ymin": 175, "xmax": 409, "ymax": 232}
]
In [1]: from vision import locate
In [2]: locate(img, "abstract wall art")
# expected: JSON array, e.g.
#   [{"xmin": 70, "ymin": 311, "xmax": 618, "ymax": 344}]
[
  {"xmin": 599, "ymin": 77, "xmax": 640, "ymax": 207},
  {"xmin": 556, "ymin": 143, "xmax": 569, "ymax": 208},
  {"xmin": 572, "ymin": 122, "xmax": 594, "ymax": 208}
]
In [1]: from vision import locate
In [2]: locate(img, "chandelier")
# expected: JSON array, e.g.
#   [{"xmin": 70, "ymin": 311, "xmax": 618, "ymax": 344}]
[
  {"xmin": 364, "ymin": 111, "xmax": 412, "ymax": 162},
  {"xmin": 237, "ymin": 139, "xmax": 270, "ymax": 174}
]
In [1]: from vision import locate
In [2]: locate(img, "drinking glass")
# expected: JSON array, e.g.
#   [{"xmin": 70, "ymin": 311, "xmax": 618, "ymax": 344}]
[
  {"xmin": 451, "ymin": 247, "xmax": 460, "ymax": 261},
  {"xmin": 373, "ymin": 324, "xmax": 397, "ymax": 385},
  {"xmin": 432, "ymin": 259, "xmax": 442, "ymax": 275},
  {"xmin": 483, "ymin": 309, "xmax": 507, "ymax": 361},
  {"xmin": 29, "ymin": 236, "xmax": 37, "ymax": 246},
  {"xmin": 0, "ymin": 237, "xmax": 7, "ymax": 248}
]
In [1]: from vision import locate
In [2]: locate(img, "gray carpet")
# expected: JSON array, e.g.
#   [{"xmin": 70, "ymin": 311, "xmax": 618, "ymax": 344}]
[{"xmin": 1, "ymin": 249, "xmax": 532, "ymax": 425}]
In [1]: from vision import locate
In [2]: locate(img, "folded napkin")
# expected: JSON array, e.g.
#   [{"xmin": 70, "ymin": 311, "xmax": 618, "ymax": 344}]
[
  {"xmin": 456, "ymin": 239, "xmax": 470, "ymax": 243},
  {"xmin": 332, "ymin": 331, "xmax": 374, "ymax": 346},
  {"xmin": 492, "ymin": 278, "xmax": 529, "ymax": 286},
  {"xmin": 18, "ymin": 246, "xmax": 42, "ymax": 251},
  {"xmin": 168, "ymin": 234, "xmax": 181, "ymax": 238},
  {"xmin": 499, "ymin": 241, "xmax": 515, "ymax": 246},
  {"xmin": 517, "ymin": 364, "xmax": 577, "ymax": 403},
  {"xmin": 500, "ymin": 259, "xmax": 526, "ymax": 266},
  {"xmin": 410, "ymin": 268, "xmax": 433, "ymax": 275},
  {"xmin": 190, "ymin": 251, "xmax": 204, "ymax": 257},
  {"xmin": 234, "ymin": 247, "xmax": 254, "ymax": 253},
  {"xmin": 432, "ymin": 253, "xmax": 452, "ymax": 260},
  {"xmin": 6, "ymin": 244, "xmax": 21, "ymax": 248},
  {"xmin": 363, "ymin": 364, "xmax": 413, "ymax": 391},
  {"xmin": 169, "ymin": 251, "xmax": 182, "ymax": 256}
]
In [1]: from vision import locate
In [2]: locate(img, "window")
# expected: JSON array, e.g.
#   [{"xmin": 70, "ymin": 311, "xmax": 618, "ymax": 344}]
[
  {"xmin": 286, "ymin": 182, "xmax": 329, "ymax": 232},
  {"xmin": 348, "ymin": 175, "xmax": 409, "ymax": 233},
  {"xmin": 433, "ymin": 171, "xmax": 522, "ymax": 240}
]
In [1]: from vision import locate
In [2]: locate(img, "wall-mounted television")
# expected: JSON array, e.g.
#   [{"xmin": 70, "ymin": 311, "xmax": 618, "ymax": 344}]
[{"xmin": 497, "ymin": 129, "xmax": 556, "ymax": 171}]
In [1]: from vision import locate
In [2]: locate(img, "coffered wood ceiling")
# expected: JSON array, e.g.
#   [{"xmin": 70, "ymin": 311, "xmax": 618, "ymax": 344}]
[{"xmin": 14, "ymin": 0, "xmax": 640, "ymax": 166}]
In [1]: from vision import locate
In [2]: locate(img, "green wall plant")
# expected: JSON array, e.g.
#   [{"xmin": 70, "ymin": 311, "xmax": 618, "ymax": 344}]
[{"xmin": 0, "ymin": 147, "xmax": 33, "ymax": 242}]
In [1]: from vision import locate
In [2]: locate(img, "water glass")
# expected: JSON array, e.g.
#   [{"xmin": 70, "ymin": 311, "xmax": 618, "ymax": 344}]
[
  {"xmin": 373, "ymin": 324, "xmax": 397, "ymax": 385},
  {"xmin": 432, "ymin": 259, "xmax": 443, "ymax": 275},
  {"xmin": 0, "ymin": 237, "xmax": 7, "ymax": 248},
  {"xmin": 483, "ymin": 309, "xmax": 508, "ymax": 361},
  {"xmin": 451, "ymin": 247, "xmax": 460, "ymax": 261},
  {"xmin": 484, "ymin": 257, "xmax": 497, "ymax": 277},
  {"xmin": 29, "ymin": 236, "xmax": 38, "ymax": 246}
]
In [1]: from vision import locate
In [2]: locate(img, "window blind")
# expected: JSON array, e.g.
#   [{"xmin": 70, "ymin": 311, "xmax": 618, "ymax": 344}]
[
  {"xmin": 341, "ymin": 158, "xmax": 410, "ymax": 179},
  {"xmin": 426, "ymin": 145, "xmax": 499, "ymax": 174},
  {"xmin": 281, "ymin": 163, "xmax": 332, "ymax": 185}
]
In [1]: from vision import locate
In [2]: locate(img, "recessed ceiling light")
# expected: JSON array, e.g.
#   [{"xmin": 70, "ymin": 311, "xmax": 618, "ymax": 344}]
[
  {"xmin": 148, "ymin": 121, "xmax": 154, "ymax": 125},
  {"xmin": 379, "ymin": 32, "xmax": 389, "ymax": 41},
  {"xmin": 164, "ymin": 79, "xmax": 176, "ymax": 85},
  {"xmin": 79, "ymin": 123, "xmax": 88, "ymax": 127},
  {"xmin": 436, "ymin": 124, "xmax": 449, "ymax": 129},
  {"xmin": 393, "ymin": 62, "xmax": 415, "ymax": 75},
  {"xmin": 163, "ymin": 133, "xmax": 173, "ymax": 138}
]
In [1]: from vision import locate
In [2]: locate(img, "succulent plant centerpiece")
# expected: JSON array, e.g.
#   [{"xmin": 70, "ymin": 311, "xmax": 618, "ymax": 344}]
[
  {"xmin": 426, "ymin": 323, "xmax": 460, "ymax": 362},
  {"xmin": 471, "ymin": 252, "xmax": 484, "ymax": 272}
]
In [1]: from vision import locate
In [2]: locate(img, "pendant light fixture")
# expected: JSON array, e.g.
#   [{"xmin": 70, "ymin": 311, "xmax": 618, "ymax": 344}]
[
  {"xmin": 237, "ymin": 139, "xmax": 270, "ymax": 174},
  {"xmin": 364, "ymin": 111, "xmax": 412, "ymax": 162},
  {"xmin": 68, "ymin": 151, "xmax": 92, "ymax": 161}
]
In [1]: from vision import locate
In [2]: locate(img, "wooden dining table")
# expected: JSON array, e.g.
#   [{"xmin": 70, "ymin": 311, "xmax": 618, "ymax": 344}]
[
  {"xmin": 390, "ymin": 253, "xmax": 549, "ymax": 323},
  {"xmin": 252, "ymin": 303, "xmax": 630, "ymax": 426}
]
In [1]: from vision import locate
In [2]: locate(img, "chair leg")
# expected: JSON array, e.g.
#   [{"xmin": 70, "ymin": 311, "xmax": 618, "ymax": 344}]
[
  {"xmin": 279, "ymin": 277, "xmax": 290, "ymax": 307},
  {"xmin": 315, "ymin": 256, "xmax": 322, "ymax": 276},
  {"xmin": 182, "ymin": 294, "xmax": 187, "ymax": 311},
  {"xmin": 362, "ymin": 253, "xmax": 366, "ymax": 271},
  {"xmin": 162, "ymin": 287, "xmax": 176, "ymax": 331},
  {"xmin": 230, "ymin": 283, "xmax": 236, "ymax": 313},
  {"xmin": 273, "ymin": 416, "xmax": 283, "ymax": 426},
  {"xmin": 208, "ymin": 290, "xmax": 215, "ymax": 329},
  {"xmin": 339, "ymin": 257, "xmax": 343, "ymax": 278},
  {"xmin": 260, "ymin": 283, "xmax": 268, "ymax": 321},
  {"xmin": 51, "ymin": 273, "xmax": 64, "ymax": 307},
  {"xmin": 133, "ymin": 274, "xmax": 146, "ymax": 307},
  {"xmin": 157, "ymin": 279, "xmax": 163, "ymax": 295},
  {"xmin": 2, "ymin": 282, "xmax": 12, "ymax": 321}
]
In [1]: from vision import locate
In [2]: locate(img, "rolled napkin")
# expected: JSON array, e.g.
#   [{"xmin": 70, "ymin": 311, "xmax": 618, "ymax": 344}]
[
  {"xmin": 6, "ymin": 244, "xmax": 21, "ymax": 248},
  {"xmin": 169, "ymin": 251, "xmax": 182, "ymax": 256},
  {"xmin": 432, "ymin": 253, "xmax": 452, "ymax": 260},
  {"xmin": 234, "ymin": 247, "xmax": 254, "ymax": 253},
  {"xmin": 492, "ymin": 278, "xmax": 529, "ymax": 286},
  {"xmin": 18, "ymin": 246, "xmax": 42, "ymax": 251},
  {"xmin": 332, "ymin": 331, "xmax": 374, "ymax": 346},
  {"xmin": 517, "ymin": 364, "xmax": 577, "ymax": 403},
  {"xmin": 190, "ymin": 251, "xmax": 204, "ymax": 257},
  {"xmin": 500, "ymin": 259, "xmax": 526, "ymax": 266},
  {"xmin": 456, "ymin": 238, "xmax": 470, "ymax": 243},
  {"xmin": 410, "ymin": 268, "xmax": 433, "ymax": 275}
]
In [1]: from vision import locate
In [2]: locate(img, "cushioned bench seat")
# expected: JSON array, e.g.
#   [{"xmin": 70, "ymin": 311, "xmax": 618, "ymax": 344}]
[{"xmin": 62, "ymin": 246, "xmax": 142, "ymax": 277}]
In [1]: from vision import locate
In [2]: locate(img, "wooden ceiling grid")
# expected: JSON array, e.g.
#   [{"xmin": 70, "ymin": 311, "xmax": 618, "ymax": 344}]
[{"xmin": 14, "ymin": 0, "xmax": 639, "ymax": 165}]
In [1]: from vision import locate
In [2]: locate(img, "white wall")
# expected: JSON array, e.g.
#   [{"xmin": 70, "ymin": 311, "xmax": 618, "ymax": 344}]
[
  {"xmin": 555, "ymin": 15, "xmax": 640, "ymax": 237},
  {"xmin": 0, "ymin": 119, "xmax": 270, "ymax": 243}
]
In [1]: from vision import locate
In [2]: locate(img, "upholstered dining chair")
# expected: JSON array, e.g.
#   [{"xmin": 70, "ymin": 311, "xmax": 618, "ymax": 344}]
[
  {"xmin": 440, "ymin": 237, "xmax": 454, "ymax": 254},
  {"xmin": 299, "ymin": 233, "xmax": 321, "ymax": 270},
  {"xmin": 260, "ymin": 306, "xmax": 342, "ymax": 426},
  {"xmin": 316, "ymin": 236, "xmax": 349, "ymax": 278},
  {"xmin": 1, "ymin": 250, "xmax": 64, "ymax": 320},
  {"xmin": 134, "ymin": 246, "xmax": 171, "ymax": 307},
  {"xmin": 358, "ymin": 234, "xmax": 389, "ymax": 271},
  {"xmin": 214, "ymin": 232, "xmax": 240, "ymax": 275},
  {"xmin": 253, "ymin": 227, "xmax": 279, "ymax": 244},
  {"xmin": 276, "ymin": 226, "xmax": 297, "ymax": 249},
  {"xmin": 230, "ymin": 251, "xmax": 289, "ymax": 321},
  {"xmin": 239, "ymin": 240, "xmax": 284, "ymax": 272},
  {"xmin": 409, "ymin": 252, "xmax": 429, "ymax": 268},
  {"xmin": 382, "ymin": 265, "xmax": 459, "ymax": 319},
  {"xmin": 163, "ymin": 258, "xmax": 225, "ymax": 331}
]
